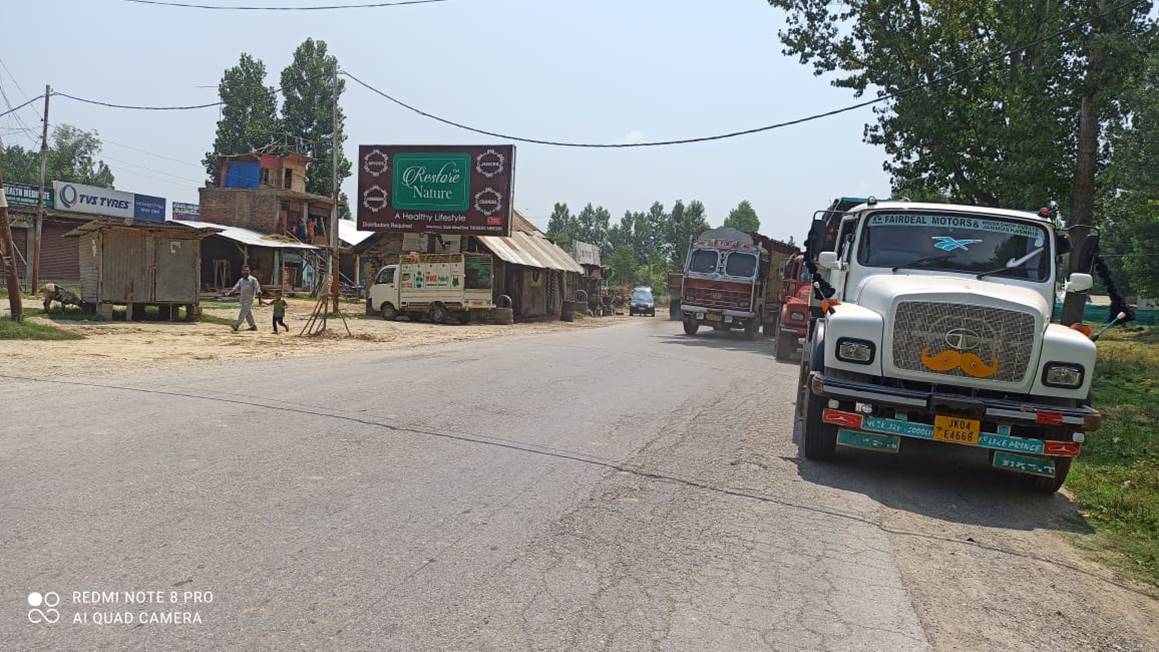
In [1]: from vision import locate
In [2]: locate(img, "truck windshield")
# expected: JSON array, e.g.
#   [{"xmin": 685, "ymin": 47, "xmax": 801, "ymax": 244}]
[
  {"xmin": 688, "ymin": 249, "xmax": 718, "ymax": 273},
  {"xmin": 725, "ymin": 252, "xmax": 757, "ymax": 277},
  {"xmin": 858, "ymin": 212, "xmax": 1051, "ymax": 282}
]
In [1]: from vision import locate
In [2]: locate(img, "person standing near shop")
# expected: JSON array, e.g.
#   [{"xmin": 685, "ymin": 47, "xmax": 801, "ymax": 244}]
[{"xmin": 228, "ymin": 265, "xmax": 263, "ymax": 332}]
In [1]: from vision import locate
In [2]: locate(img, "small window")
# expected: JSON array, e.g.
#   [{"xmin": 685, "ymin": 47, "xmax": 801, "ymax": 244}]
[
  {"xmin": 284, "ymin": 169, "xmax": 293, "ymax": 189},
  {"xmin": 725, "ymin": 252, "xmax": 757, "ymax": 277},
  {"xmin": 376, "ymin": 267, "xmax": 395, "ymax": 285},
  {"xmin": 688, "ymin": 249, "xmax": 718, "ymax": 273}
]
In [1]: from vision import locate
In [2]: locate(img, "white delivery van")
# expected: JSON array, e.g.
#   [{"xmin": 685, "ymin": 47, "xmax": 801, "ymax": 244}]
[{"xmin": 368, "ymin": 252, "xmax": 495, "ymax": 324}]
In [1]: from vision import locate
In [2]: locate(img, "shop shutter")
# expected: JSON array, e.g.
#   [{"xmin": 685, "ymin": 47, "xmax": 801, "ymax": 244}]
[{"xmin": 38, "ymin": 221, "xmax": 81, "ymax": 285}]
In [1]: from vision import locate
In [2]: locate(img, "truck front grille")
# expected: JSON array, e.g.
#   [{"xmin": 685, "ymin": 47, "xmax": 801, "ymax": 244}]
[
  {"xmin": 891, "ymin": 301, "xmax": 1036, "ymax": 383},
  {"xmin": 683, "ymin": 285, "xmax": 750, "ymax": 311}
]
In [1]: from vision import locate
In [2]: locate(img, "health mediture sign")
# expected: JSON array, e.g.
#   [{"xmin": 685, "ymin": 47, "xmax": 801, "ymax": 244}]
[{"xmin": 357, "ymin": 145, "xmax": 515, "ymax": 236}]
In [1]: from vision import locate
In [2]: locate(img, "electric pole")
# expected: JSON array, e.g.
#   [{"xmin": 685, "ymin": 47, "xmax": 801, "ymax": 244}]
[
  {"xmin": 1, "ymin": 170, "xmax": 25, "ymax": 320},
  {"xmin": 30, "ymin": 85, "xmax": 50, "ymax": 293},
  {"xmin": 329, "ymin": 61, "xmax": 341, "ymax": 312}
]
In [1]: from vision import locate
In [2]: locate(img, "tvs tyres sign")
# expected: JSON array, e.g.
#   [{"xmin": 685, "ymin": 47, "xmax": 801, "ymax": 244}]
[
  {"xmin": 52, "ymin": 181, "xmax": 166, "ymax": 223},
  {"xmin": 357, "ymin": 145, "xmax": 515, "ymax": 236}
]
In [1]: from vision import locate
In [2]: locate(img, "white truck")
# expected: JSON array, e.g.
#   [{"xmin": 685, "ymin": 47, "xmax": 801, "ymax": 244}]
[
  {"xmin": 367, "ymin": 252, "xmax": 495, "ymax": 324},
  {"xmin": 795, "ymin": 200, "xmax": 1102, "ymax": 493}
]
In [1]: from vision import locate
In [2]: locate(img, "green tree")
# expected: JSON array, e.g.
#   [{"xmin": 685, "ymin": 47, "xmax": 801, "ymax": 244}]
[
  {"xmin": 280, "ymin": 38, "xmax": 351, "ymax": 202},
  {"xmin": 2, "ymin": 125, "xmax": 116, "ymax": 188},
  {"xmin": 764, "ymin": 1, "xmax": 1152, "ymax": 217},
  {"xmin": 546, "ymin": 202, "xmax": 575, "ymax": 243},
  {"xmin": 723, "ymin": 200, "xmax": 760, "ymax": 233},
  {"xmin": 606, "ymin": 244, "xmax": 640, "ymax": 286},
  {"xmin": 1097, "ymin": 42, "xmax": 1159, "ymax": 299},
  {"xmin": 202, "ymin": 53, "xmax": 279, "ymax": 178},
  {"xmin": 573, "ymin": 203, "xmax": 612, "ymax": 252},
  {"xmin": 670, "ymin": 199, "xmax": 709, "ymax": 269}
]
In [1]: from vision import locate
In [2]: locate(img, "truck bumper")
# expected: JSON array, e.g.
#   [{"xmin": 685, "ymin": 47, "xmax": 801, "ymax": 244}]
[
  {"xmin": 810, "ymin": 372, "xmax": 1101, "ymax": 431},
  {"xmin": 681, "ymin": 304, "xmax": 755, "ymax": 319}
]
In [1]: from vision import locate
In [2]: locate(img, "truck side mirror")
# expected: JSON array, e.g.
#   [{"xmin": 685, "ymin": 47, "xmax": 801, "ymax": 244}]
[
  {"xmin": 1065, "ymin": 273, "xmax": 1093, "ymax": 293},
  {"xmin": 817, "ymin": 251, "xmax": 840, "ymax": 270}
]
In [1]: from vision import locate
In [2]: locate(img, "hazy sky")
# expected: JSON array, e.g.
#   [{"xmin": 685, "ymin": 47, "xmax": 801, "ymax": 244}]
[{"xmin": 1, "ymin": 0, "xmax": 890, "ymax": 241}]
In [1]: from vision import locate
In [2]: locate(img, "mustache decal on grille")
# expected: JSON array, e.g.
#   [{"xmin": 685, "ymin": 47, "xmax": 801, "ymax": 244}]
[{"xmin": 920, "ymin": 346, "xmax": 1000, "ymax": 378}]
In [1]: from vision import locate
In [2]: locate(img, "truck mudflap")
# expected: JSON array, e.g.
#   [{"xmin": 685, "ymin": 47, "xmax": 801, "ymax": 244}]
[{"xmin": 810, "ymin": 373, "xmax": 1101, "ymax": 431}]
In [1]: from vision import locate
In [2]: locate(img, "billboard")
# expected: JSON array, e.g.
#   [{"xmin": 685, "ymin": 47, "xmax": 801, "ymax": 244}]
[
  {"xmin": 357, "ymin": 145, "xmax": 515, "ymax": 236},
  {"xmin": 3, "ymin": 182, "xmax": 53, "ymax": 209},
  {"xmin": 53, "ymin": 181, "xmax": 166, "ymax": 223},
  {"xmin": 172, "ymin": 201, "xmax": 200, "ymax": 221}
]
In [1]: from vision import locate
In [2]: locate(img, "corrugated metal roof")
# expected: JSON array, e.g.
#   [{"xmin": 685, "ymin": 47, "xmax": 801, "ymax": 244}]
[
  {"xmin": 478, "ymin": 231, "xmax": 584, "ymax": 273},
  {"xmin": 175, "ymin": 219, "xmax": 320, "ymax": 250},
  {"xmin": 338, "ymin": 219, "xmax": 375, "ymax": 247}
]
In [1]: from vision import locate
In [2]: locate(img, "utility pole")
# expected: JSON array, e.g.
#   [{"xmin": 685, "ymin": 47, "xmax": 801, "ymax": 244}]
[
  {"xmin": 30, "ymin": 85, "xmax": 50, "ymax": 293},
  {"xmin": 329, "ymin": 61, "xmax": 341, "ymax": 312},
  {"xmin": 1, "ymin": 170, "xmax": 25, "ymax": 320}
]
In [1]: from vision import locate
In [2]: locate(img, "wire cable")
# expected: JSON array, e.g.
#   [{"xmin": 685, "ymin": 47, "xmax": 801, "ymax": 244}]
[
  {"xmin": 342, "ymin": 0, "xmax": 1145, "ymax": 147},
  {"xmin": 0, "ymin": 94, "xmax": 44, "ymax": 120},
  {"xmin": 124, "ymin": 0, "xmax": 451, "ymax": 10},
  {"xmin": 53, "ymin": 90, "xmax": 222, "ymax": 111}
]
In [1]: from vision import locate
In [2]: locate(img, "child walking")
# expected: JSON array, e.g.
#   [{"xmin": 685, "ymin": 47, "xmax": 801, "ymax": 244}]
[{"xmin": 271, "ymin": 291, "xmax": 289, "ymax": 333}]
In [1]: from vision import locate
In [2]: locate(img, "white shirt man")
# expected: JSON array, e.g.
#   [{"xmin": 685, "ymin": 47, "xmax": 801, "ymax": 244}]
[{"xmin": 230, "ymin": 265, "xmax": 263, "ymax": 331}]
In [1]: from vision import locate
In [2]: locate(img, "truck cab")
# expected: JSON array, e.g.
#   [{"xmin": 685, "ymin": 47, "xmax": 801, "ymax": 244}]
[
  {"xmin": 680, "ymin": 227, "xmax": 769, "ymax": 340},
  {"xmin": 796, "ymin": 200, "xmax": 1099, "ymax": 493},
  {"xmin": 771, "ymin": 253, "xmax": 812, "ymax": 360}
]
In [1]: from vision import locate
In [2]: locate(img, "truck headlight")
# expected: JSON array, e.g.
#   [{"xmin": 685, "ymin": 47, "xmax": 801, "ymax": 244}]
[
  {"xmin": 1043, "ymin": 363, "xmax": 1084, "ymax": 388},
  {"xmin": 836, "ymin": 338, "xmax": 875, "ymax": 365},
  {"xmin": 789, "ymin": 311, "xmax": 806, "ymax": 322}
]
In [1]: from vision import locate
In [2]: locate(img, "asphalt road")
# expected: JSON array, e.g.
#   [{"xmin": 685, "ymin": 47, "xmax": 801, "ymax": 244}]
[{"xmin": 2, "ymin": 317, "xmax": 1156, "ymax": 650}]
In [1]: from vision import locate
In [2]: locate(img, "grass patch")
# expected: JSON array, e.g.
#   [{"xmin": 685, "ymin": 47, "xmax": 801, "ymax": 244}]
[
  {"xmin": 0, "ymin": 317, "xmax": 84, "ymax": 340},
  {"xmin": 1068, "ymin": 325, "xmax": 1159, "ymax": 586}
]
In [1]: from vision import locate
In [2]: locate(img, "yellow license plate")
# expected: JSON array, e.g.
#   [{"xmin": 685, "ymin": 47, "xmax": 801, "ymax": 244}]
[
  {"xmin": 704, "ymin": 312, "xmax": 722, "ymax": 322},
  {"xmin": 933, "ymin": 415, "xmax": 981, "ymax": 445}
]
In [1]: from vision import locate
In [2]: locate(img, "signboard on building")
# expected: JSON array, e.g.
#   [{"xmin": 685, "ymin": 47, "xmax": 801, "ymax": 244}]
[
  {"xmin": 172, "ymin": 201, "xmax": 200, "ymax": 221},
  {"xmin": 357, "ymin": 144, "xmax": 515, "ymax": 236},
  {"xmin": 53, "ymin": 181, "xmax": 167, "ymax": 223},
  {"xmin": 3, "ymin": 182, "xmax": 53, "ymax": 210}
]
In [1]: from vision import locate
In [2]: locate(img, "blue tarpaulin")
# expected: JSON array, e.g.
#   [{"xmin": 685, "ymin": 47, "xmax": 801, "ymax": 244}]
[{"xmin": 224, "ymin": 161, "xmax": 260, "ymax": 188}]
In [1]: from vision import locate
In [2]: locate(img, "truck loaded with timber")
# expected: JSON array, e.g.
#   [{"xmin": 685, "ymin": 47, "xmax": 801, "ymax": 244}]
[{"xmin": 678, "ymin": 227, "xmax": 794, "ymax": 340}]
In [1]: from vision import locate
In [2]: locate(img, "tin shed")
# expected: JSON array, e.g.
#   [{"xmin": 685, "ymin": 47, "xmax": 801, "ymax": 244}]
[{"xmin": 67, "ymin": 220, "xmax": 220, "ymax": 320}]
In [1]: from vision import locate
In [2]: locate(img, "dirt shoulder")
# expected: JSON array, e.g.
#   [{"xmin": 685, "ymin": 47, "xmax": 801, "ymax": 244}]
[{"xmin": 0, "ymin": 297, "xmax": 630, "ymax": 377}]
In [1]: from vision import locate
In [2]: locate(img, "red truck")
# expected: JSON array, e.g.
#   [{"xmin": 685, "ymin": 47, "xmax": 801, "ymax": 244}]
[
  {"xmin": 772, "ymin": 253, "xmax": 812, "ymax": 360},
  {"xmin": 679, "ymin": 227, "xmax": 796, "ymax": 340}
]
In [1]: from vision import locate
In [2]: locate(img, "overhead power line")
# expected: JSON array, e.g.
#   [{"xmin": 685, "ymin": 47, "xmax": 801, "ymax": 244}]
[
  {"xmin": 342, "ymin": 0, "xmax": 1145, "ymax": 148},
  {"xmin": 53, "ymin": 90, "xmax": 223, "ymax": 111},
  {"xmin": 123, "ymin": 0, "xmax": 452, "ymax": 10},
  {"xmin": 35, "ymin": 0, "xmax": 1146, "ymax": 149},
  {"xmin": 0, "ymin": 94, "xmax": 44, "ymax": 120}
]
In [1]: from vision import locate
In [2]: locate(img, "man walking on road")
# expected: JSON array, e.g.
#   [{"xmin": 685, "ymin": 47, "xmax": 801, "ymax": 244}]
[{"xmin": 228, "ymin": 265, "xmax": 263, "ymax": 332}]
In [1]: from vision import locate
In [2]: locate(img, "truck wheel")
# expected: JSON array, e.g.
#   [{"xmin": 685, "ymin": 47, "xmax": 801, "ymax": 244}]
[
  {"xmin": 1025, "ymin": 457, "xmax": 1072, "ymax": 494},
  {"xmin": 682, "ymin": 318, "xmax": 699, "ymax": 336},
  {"xmin": 801, "ymin": 384, "xmax": 838, "ymax": 460},
  {"xmin": 429, "ymin": 303, "xmax": 450, "ymax": 324},
  {"xmin": 760, "ymin": 312, "xmax": 778, "ymax": 340},
  {"xmin": 380, "ymin": 302, "xmax": 398, "ymax": 321},
  {"xmin": 744, "ymin": 319, "xmax": 760, "ymax": 340},
  {"xmin": 774, "ymin": 331, "xmax": 797, "ymax": 361}
]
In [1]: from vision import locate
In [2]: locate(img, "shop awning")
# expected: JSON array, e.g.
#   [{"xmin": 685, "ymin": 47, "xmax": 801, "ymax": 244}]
[{"xmin": 477, "ymin": 232, "xmax": 584, "ymax": 273}]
